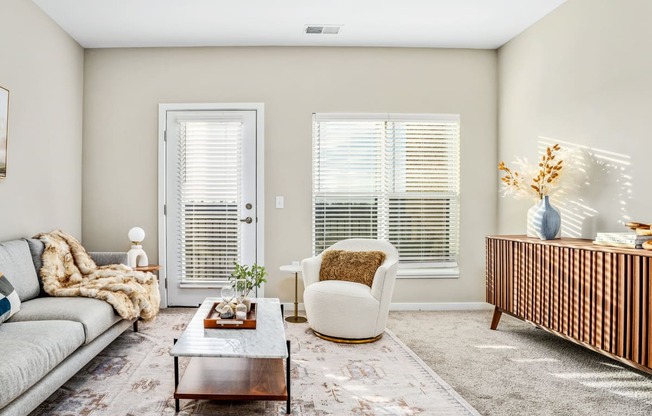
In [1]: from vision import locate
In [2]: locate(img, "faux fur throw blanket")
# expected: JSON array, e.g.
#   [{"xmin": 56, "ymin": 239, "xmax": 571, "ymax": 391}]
[{"xmin": 35, "ymin": 230, "xmax": 160, "ymax": 321}]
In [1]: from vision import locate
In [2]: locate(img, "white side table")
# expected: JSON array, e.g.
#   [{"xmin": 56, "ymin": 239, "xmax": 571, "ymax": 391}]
[{"xmin": 280, "ymin": 264, "xmax": 307, "ymax": 323}]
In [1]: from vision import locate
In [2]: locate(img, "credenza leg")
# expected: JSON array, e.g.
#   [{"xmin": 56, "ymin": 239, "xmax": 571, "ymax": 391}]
[{"xmin": 490, "ymin": 307, "xmax": 502, "ymax": 330}]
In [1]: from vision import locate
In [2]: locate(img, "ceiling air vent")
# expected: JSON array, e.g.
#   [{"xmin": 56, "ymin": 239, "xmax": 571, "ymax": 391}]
[{"xmin": 304, "ymin": 25, "xmax": 342, "ymax": 35}]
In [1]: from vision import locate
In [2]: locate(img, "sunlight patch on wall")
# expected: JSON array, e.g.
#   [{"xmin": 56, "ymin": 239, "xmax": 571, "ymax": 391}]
[{"xmin": 538, "ymin": 137, "xmax": 632, "ymax": 238}]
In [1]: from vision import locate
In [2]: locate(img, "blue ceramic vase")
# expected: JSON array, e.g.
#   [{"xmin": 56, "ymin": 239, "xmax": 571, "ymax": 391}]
[{"xmin": 531, "ymin": 196, "xmax": 561, "ymax": 240}]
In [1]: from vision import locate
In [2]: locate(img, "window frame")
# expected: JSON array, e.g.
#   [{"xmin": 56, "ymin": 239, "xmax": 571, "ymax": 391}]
[{"xmin": 312, "ymin": 113, "xmax": 460, "ymax": 279}]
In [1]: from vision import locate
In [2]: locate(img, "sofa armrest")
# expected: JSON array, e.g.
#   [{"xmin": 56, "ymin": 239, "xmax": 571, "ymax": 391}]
[{"xmin": 90, "ymin": 252, "xmax": 128, "ymax": 267}]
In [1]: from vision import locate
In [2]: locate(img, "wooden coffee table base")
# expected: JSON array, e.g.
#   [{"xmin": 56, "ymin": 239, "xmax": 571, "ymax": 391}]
[{"xmin": 173, "ymin": 340, "xmax": 291, "ymax": 413}]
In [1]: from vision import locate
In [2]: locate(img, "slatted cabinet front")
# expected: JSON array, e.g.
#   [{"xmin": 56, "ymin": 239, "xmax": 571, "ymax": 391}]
[{"xmin": 486, "ymin": 236, "xmax": 652, "ymax": 373}]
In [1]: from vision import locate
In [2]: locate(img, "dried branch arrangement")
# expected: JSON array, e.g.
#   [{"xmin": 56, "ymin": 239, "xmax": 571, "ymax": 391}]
[{"xmin": 499, "ymin": 144, "xmax": 564, "ymax": 200}]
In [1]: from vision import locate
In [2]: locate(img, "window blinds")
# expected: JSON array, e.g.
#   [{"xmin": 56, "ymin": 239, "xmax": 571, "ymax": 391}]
[
  {"xmin": 177, "ymin": 117, "xmax": 243, "ymax": 281},
  {"xmin": 312, "ymin": 113, "xmax": 460, "ymax": 270}
]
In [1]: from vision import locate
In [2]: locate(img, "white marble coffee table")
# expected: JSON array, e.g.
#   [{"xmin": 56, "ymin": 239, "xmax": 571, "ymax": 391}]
[{"xmin": 170, "ymin": 297, "xmax": 290, "ymax": 413}]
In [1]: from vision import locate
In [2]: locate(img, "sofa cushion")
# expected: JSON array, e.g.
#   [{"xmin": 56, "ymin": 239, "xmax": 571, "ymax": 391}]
[
  {"xmin": 320, "ymin": 250, "xmax": 386, "ymax": 287},
  {"xmin": 0, "ymin": 320, "xmax": 85, "ymax": 409},
  {"xmin": 0, "ymin": 272, "xmax": 21, "ymax": 323},
  {"xmin": 89, "ymin": 251, "xmax": 129, "ymax": 267},
  {"xmin": 0, "ymin": 240, "xmax": 40, "ymax": 301},
  {"xmin": 8, "ymin": 297, "xmax": 122, "ymax": 344},
  {"xmin": 25, "ymin": 238, "xmax": 47, "ymax": 296}
]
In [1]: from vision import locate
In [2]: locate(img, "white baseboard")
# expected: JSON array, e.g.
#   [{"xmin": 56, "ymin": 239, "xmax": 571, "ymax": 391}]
[
  {"xmin": 281, "ymin": 302, "xmax": 493, "ymax": 313},
  {"xmin": 282, "ymin": 302, "xmax": 305, "ymax": 312}
]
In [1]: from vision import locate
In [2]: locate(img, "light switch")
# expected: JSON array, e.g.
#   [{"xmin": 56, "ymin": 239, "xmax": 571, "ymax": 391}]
[{"xmin": 275, "ymin": 196, "xmax": 284, "ymax": 209}]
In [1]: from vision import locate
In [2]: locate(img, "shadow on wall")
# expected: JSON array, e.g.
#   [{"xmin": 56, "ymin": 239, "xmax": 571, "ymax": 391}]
[{"xmin": 538, "ymin": 137, "xmax": 632, "ymax": 239}]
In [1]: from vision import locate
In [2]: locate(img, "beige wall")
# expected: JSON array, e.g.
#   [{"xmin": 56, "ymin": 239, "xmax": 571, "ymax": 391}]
[
  {"xmin": 0, "ymin": 0, "xmax": 84, "ymax": 241},
  {"xmin": 498, "ymin": 0, "xmax": 652, "ymax": 236},
  {"xmin": 82, "ymin": 47, "xmax": 497, "ymax": 305}
]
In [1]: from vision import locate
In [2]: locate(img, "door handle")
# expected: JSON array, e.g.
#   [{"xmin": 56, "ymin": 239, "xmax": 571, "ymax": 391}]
[{"xmin": 240, "ymin": 217, "xmax": 253, "ymax": 224}]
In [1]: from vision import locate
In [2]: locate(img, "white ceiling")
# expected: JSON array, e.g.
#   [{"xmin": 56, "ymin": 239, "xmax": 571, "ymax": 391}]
[{"xmin": 33, "ymin": 0, "xmax": 567, "ymax": 49}]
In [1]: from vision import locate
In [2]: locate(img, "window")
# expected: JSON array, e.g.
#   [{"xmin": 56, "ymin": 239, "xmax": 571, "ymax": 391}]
[{"xmin": 312, "ymin": 113, "xmax": 460, "ymax": 277}]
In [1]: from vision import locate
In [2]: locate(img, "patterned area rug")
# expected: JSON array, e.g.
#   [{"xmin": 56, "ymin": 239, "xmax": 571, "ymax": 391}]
[{"xmin": 31, "ymin": 308, "xmax": 479, "ymax": 415}]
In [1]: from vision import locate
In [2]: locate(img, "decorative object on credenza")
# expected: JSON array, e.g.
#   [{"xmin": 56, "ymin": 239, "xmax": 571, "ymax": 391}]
[
  {"xmin": 593, "ymin": 231, "xmax": 652, "ymax": 249},
  {"xmin": 625, "ymin": 221, "xmax": 649, "ymax": 230},
  {"xmin": 531, "ymin": 196, "xmax": 561, "ymax": 240},
  {"xmin": 624, "ymin": 221, "xmax": 652, "ymax": 236},
  {"xmin": 498, "ymin": 144, "xmax": 565, "ymax": 240},
  {"xmin": 643, "ymin": 240, "xmax": 652, "ymax": 251},
  {"xmin": 593, "ymin": 222, "xmax": 652, "ymax": 249},
  {"xmin": 127, "ymin": 226, "xmax": 149, "ymax": 267},
  {"xmin": 0, "ymin": 85, "xmax": 9, "ymax": 179}
]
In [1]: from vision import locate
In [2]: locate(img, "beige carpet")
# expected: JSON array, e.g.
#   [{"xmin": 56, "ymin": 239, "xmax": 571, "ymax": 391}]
[
  {"xmin": 388, "ymin": 310, "xmax": 652, "ymax": 416},
  {"xmin": 31, "ymin": 308, "xmax": 479, "ymax": 415}
]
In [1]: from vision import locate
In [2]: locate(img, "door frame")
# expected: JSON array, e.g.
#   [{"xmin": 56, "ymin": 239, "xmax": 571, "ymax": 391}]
[{"xmin": 158, "ymin": 103, "xmax": 265, "ymax": 308}]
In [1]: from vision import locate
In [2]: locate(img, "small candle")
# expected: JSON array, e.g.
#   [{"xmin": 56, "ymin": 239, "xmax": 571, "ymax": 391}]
[{"xmin": 235, "ymin": 311, "xmax": 246, "ymax": 320}]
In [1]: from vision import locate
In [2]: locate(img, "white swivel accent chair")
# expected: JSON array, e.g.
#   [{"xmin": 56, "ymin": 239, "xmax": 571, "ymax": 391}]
[{"xmin": 301, "ymin": 239, "xmax": 399, "ymax": 343}]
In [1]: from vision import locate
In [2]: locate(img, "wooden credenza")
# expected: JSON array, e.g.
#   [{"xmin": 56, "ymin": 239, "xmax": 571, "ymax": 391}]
[{"xmin": 486, "ymin": 235, "xmax": 652, "ymax": 374}]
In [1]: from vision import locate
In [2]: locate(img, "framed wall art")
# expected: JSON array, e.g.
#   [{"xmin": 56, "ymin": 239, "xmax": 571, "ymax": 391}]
[{"xmin": 0, "ymin": 85, "xmax": 8, "ymax": 178}]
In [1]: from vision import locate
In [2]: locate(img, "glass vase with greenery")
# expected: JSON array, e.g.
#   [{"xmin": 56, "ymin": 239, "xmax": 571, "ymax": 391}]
[{"xmin": 229, "ymin": 262, "xmax": 267, "ymax": 302}]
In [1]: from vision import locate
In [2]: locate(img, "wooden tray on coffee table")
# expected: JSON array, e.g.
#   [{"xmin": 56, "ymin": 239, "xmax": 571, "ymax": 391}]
[{"xmin": 204, "ymin": 301, "xmax": 257, "ymax": 329}]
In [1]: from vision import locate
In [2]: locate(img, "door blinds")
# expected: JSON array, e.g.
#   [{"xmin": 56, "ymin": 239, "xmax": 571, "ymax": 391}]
[
  {"xmin": 312, "ymin": 113, "xmax": 460, "ymax": 271},
  {"xmin": 176, "ymin": 117, "xmax": 242, "ymax": 281}
]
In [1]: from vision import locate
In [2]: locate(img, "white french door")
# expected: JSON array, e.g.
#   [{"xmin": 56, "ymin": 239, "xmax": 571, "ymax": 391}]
[{"xmin": 162, "ymin": 106, "xmax": 261, "ymax": 306}]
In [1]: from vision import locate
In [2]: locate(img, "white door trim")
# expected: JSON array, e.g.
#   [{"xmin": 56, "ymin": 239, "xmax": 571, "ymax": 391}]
[{"xmin": 158, "ymin": 103, "xmax": 265, "ymax": 308}]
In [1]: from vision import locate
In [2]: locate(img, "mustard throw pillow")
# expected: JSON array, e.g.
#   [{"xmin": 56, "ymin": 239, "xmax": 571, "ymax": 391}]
[{"xmin": 319, "ymin": 250, "xmax": 387, "ymax": 287}]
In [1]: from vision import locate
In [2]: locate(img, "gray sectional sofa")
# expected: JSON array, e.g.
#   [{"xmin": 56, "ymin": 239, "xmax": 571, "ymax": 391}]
[{"xmin": 0, "ymin": 238, "xmax": 135, "ymax": 416}]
